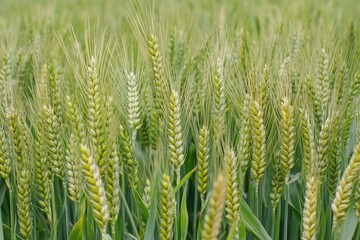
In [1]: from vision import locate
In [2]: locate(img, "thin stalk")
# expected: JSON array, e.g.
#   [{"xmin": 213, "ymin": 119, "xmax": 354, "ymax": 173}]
[
  {"xmin": 192, "ymin": 177, "xmax": 199, "ymax": 239},
  {"xmin": 9, "ymin": 188, "xmax": 15, "ymax": 240},
  {"xmin": 283, "ymin": 184, "xmax": 289, "ymax": 240},
  {"xmin": 51, "ymin": 182, "xmax": 57, "ymax": 240},
  {"xmin": 64, "ymin": 186, "xmax": 69, "ymax": 238},
  {"xmin": 118, "ymin": 185, "xmax": 139, "ymax": 239}
]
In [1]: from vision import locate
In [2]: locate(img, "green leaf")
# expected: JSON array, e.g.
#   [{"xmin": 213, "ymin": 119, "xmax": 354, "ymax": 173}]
[
  {"xmin": 340, "ymin": 210, "xmax": 358, "ymax": 240},
  {"xmin": 180, "ymin": 183, "xmax": 189, "ymax": 240},
  {"xmin": 144, "ymin": 169, "xmax": 160, "ymax": 240},
  {"xmin": 174, "ymin": 167, "xmax": 196, "ymax": 193},
  {"xmin": 240, "ymin": 197, "xmax": 271, "ymax": 240},
  {"xmin": 68, "ymin": 217, "xmax": 83, "ymax": 240}
]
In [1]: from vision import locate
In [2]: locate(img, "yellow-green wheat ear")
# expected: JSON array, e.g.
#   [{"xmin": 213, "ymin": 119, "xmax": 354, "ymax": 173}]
[
  {"xmin": 306, "ymin": 75, "xmax": 322, "ymax": 130},
  {"xmin": 80, "ymin": 144, "xmax": 109, "ymax": 238},
  {"xmin": 119, "ymin": 123, "xmax": 137, "ymax": 189},
  {"xmin": 8, "ymin": 110, "xmax": 25, "ymax": 165},
  {"xmin": 34, "ymin": 129, "xmax": 52, "ymax": 222},
  {"xmin": 65, "ymin": 134, "xmax": 82, "ymax": 203},
  {"xmin": 43, "ymin": 105, "xmax": 64, "ymax": 179},
  {"xmin": 301, "ymin": 175, "xmax": 318, "ymax": 240},
  {"xmin": 202, "ymin": 174, "xmax": 227, "ymax": 240},
  {"xmin": 197, "ymin": 125, "xmax": 210, "ymax": 204},
  {"xmin": 168, "ymin": 89, "xmax": 184, "ymax": 183},
  {"xmin": 159, "ymin": 174, "xmax": 175, "ymax": 240},
  {"xmin": 355, "ymin": 187, "xmax": 360, "ymax": 220},
  {"xmin": 347, "ymin": 72, "xmax": 360, "ymax": 107},
  {"xmin": 280, "ymin": 97, "xmax": 295, "ymax": 184},
  {"xmin": 127, "ymin": 72, "xmax": 142, "ymax": 131},
  {"xmin": 225, "ymin": 147, "xmax": 240, "ymax": 226},
  {"xmin": 316, "ymin": 49, "xmax": 329, "ymax": 112},
  {"xmin": 86, "ymin": 56, "xmax": 107, "ymax": 177},
  {"xmin": 250, "ymin": 100, "xmax": 266, "ymax": 191},
  {"xmin": 239, "ymin": 94, "xmax": 252, "ymax": 174},
  {"xmin": 332, "ymin": 143, "xmax": 360, "ymax": 229},
  {"xmin": 16, "ymin": 168, "xmax": 33, "ymax": 240},
  {"xmin": 106, "ymin": 140, "xmax": 120, "ymax": 229},
  {"xmin": 148, "ymin": 34, "xmax": 165, "ymax": 117},
  {"xmin": 0, "ymin": 126, "xmax": 11, "ymax": 183},
  {"xmin": 66, "ymin": 96, "xmax": 86, "ymax": 145},
  {"xmin": 213, "ymin": 58, "xmax": 226, "ymax": 142},
  {"xmin": 140, "ymin": 178, "xmax": 151, "ymax": 238},
  {"xmin": 0, "ymin": 50, "xmax": 10, "ymax": 107},
  {"xmin": 299, "ymin": 109, "xmax": 315, "ymax": 179},
  {"xmin": 318, "ymin": 118, "xmax": 331, "ymax": 183},
  {"xmin": 270, "ymin": 152, "xmax": 284, "ymax": 212}
]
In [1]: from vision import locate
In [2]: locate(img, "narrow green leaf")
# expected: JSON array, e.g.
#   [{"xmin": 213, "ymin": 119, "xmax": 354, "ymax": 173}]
[
  {"xmin": 180, "ymin": 183, "xmax": 189, "ymax": 240},
  {"xmin": 174, "ymin": 167, "xmax": 196, "ymax": 193},
  {"xmin": 340, "ymin": 210, "xmax": 358, "ymax": 240},
  {"xmin": 240, "ymin": 197, "xmax": 272, "ymax": 240},
  {"xmin": 68, "ymin": 217, "xmax": 83, "ymax": 240},
  {"xmin": 144, "ymin": 169, "xmax": 160, "ymax": 240}
]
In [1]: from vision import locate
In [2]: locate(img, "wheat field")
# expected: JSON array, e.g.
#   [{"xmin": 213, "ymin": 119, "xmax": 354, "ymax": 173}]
[{"xmin": 0, "ymin": 0, "xmax": 359, "ymax": 239}]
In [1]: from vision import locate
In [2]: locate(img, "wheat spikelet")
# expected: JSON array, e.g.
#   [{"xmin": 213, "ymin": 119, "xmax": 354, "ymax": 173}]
[
  {"xmin": 316, "ymin": 49, "xmax": 329, "ymax": 111},
  {"xmin": 213, "ymin": 59, "xmax": 226, "ymax": 142},
  {"xmin": 225, "ymin": 147, "xmax": 240, "ymax": 225},
  {"xmin": 127, "ymin": 72, "xmax": 142, "ymax": 131},
  {"xmin": 280, "ymin": 97, "xmax": 295, "ymax": 184},
  {"xmin": 34, "ymin": 132, "xmax": 52, "ymax": 222},
  {"xmin": 299, "ymin": 109, "xmax": 315, "ymax": 178},
  {"xmin": 106, "ymin": 141, "xmax": 120, "ymax": 225},
  {"xmin": 65, "ymin": 134, "xmax": 82, "ymax": 203},
  {"xmin": 318, "ymin": 118, "xmax": 331, "ymax": 183},
  {"xmin": 239, "ymin": 95, "xmax": 252, "ymax": 173},
  {"xmin": 80, "ymin": 144, "xmax": 109, "ymax": 237},
  {"xmin": 43, "ymin": 105, "xmax": 64, "ymax": 178},
  {"xmin": 202, "ymin": 174, "xmax": 227, "ymax": 240},
  {"xmin": 301, "ymin": 175, "xmax": 318, "ymax": 240},
  {"xmin": 148, "ymin": 34, "xmax": 165, "ymax": 117},
  {"xmin": 270, "ymin": 152, "xmax": 284, "ymax": 212},
  {"xmin": 66, "ymin": 96, "xmax": 86, "ymax": 145},
  {"xmin": 355, "ymin": 187, "xmax": 360, "ymax": 220},
  {"xmin": 139, "ymin": 89, "xmax": 151, "ymax": 146},
  {"xmin": 250, "ymin": 100, "xmax": 266, "ymax": 190},
  {"xmin": 86, "ymin": 56, "xmax": 106, "ymax": 176},
  {"xmin": 140, "ymin": 178, "xmax": 151, "ymax": 239},
  {"xmin": 8, "ymin": 110, "xmax": 25, "ymax": 165},
  {"xmin": 306, "ymin": 75, "xmax": 322, "ymax": 129},
  {"xmin": 0, "ymin": 50, "xmax": 10, "ymax": 107},
  {"xmin": 168, "ymin": 90, "xmax": 184, "ymax": 183},
  {"xmin": 336, "ymin": 63, "xmax": 348, "ymax": 105},
  {"xmin": 332, "ymin": 143, "xmax": 360, "ymax": 228},
  {"xmin": 17, "ymin": 168, "xmax": 33, "ymax": 240},
  {"xmin": 327, "ymin": 124, "xmax": 341, "ymax": 198},
  {"xmin": 197, "ymin": 125, "xmax": 210, "ymax": 203},
  {"xmin": 159, "ymin": 174, "xmax": 175, "ymax": 240},
  {"xmin": 260, "ymin": 64, "xmax": 270, "ymax": 109},
  {"xmin": 347, "ymin": 72, "xmax": 360, "ymax": 107},
  {"xmin": 0, "ymin": 126, "xmax": 11, "ymax": 181},
  {"xmin": 119, "ymin": 124, "xmax": 138, "ymax": 189}
]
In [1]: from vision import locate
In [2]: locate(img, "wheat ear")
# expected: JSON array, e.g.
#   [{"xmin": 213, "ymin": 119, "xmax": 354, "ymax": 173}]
[
  {"xmin": 250, "ymin": 100, "xmax": 266, "ymax": 191},
  {"xmin": 80, "ymin": 145, "xmax": 109, "ymax": 238},
  {"xmin": 332, "ymin": 143, "xmax": 360, "ymax": 229},
  {"xmin": 239, "ymin": 94, "xmax": 252, "ymax": 174},
  {"xmin": 280, "ymin": 97, "xmax": 295, "ymax": 184},
  {"xmin": 225, "ymin": 147, "xmax": 240, "ymax": 225},
  {"xmin": 159, "ymin": 174, "xmax": 175, "ymax": 240},
  {"xmin": 65, "ymin": 134, "xmax": 82, "ymax": 203},
  {"xmin": 202, "ymin": 174, "xmax": 227, "ymax": 240},
  {"xmin": 0, "ymin": 126, "xmax": 11, "ymax": 182},
  {"xmin": 301, "ymin": 175, "xmax": 318, "ymax": 240},
  {"xmin": 197, "ymin": 125, "xmax": 210, "ymax": 204},
  {"xmin": 168, "ymin": 90, "xmax": 184, "ymax": 183},
  {"xmin": 17, "ymin": 168, "xmax": 33, "ymax": 239}
]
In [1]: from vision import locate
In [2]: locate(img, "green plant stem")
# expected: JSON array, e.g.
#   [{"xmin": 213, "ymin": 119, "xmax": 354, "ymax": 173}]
[
  {"xmin": 51, "ymin": 182, "xmax": 57, "ymax": 240},
  {"xmin": 192, "ymin": 177, "xmax": 199, "ymax": 239},
  {"xmin": 119, "ymin": 185, "xmax": 139, "ymax": 239},
  {"xmin": 9, "ymin": 188, "xmax": 15, "ymax": 240},
  {"xmin": 283, "ymin": 184, "xmax": 289, "ymax": 240}
]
